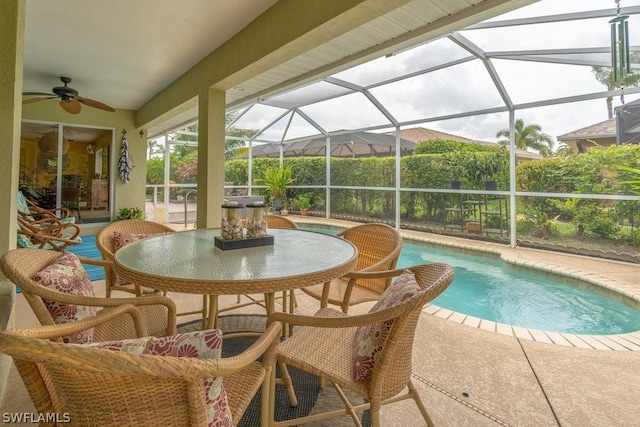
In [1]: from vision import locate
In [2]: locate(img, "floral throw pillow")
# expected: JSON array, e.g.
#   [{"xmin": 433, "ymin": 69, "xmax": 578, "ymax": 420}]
[
  {"xmin": 113, "ymin": 231, "xmax": 165, "ymax": 251},
  {"xmin": 32, "ymin": 252, "xmax": 98, "ymax": 344},
  {"xmin": 352, "ymin": 270, "xmax": 421, "ymax": 382},
  {"xmin": 86, "ymin": 329, "xmax": 232, "ymax": 427},
  {"xmin": 113, "ymin": 232, "xmax": 164, "ymax": 287}
]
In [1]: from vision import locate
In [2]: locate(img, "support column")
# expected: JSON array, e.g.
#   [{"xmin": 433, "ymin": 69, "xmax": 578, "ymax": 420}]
[
  {"xmin": 0, "ymin": 0, "xmax": 25, "ymax": 268},
  {"xmin": 196, "ymin": 87, "xmax": 226, "ymax": 229}
]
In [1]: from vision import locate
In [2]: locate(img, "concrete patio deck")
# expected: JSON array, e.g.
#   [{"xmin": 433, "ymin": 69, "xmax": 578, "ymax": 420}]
[{"xmin": 2, "ymin": 217, "xmax": 640, "ymax": 425}]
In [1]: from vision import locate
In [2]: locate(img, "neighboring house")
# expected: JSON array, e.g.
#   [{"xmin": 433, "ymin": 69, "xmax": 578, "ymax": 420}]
[
  {"xmin": 387, "ymin": 127, "xmax": 542, "ymax": 162},
  {"xmin": 556, "ymin": 119, "xmax": 616, "ymax": 153}
]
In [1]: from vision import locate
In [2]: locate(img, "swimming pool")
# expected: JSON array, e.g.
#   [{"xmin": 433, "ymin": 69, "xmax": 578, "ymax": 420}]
[{"xmin": 299, "ymin": 224, "xmax": 640, "ymax": 335}]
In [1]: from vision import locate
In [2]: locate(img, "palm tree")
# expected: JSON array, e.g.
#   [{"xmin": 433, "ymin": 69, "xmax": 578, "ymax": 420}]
[
  {"xmin": 554, "ymin": 142, "xmax": 578, "ymax": 158},
  {"xmin": 592, "ymin": 53, "xmax": 640, "ymax": 119},
  {"xmin": 147, "ymin": 139, "xmax": 164, "ymax": 159},
  {"xmin": 496, "ymin": 118, "xmax": 554, "ymax": 158},
  {"xmin": 168, "ymin": 115, "xmax": 256, "ymax": 160}
]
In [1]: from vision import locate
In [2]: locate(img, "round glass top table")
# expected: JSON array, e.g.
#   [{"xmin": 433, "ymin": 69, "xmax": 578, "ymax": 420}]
[{"xmin": 114, "ymin": 228, "xmax": 358, "ymax": 328}]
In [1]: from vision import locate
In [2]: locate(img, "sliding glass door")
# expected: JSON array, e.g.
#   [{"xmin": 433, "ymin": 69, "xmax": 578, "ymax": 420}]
[{"xmin": 19, "ymin": 121, "xmax": 114, "ymax": 224}]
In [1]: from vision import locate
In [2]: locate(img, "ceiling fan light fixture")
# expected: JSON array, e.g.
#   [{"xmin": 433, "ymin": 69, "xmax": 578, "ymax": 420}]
[
  {"xmin": 60, "ymin": 99, "xmax": 81, "ymax": 114},
  {"xmin": 22, "ymin": 76, "xmax": 115, "ymax": 114}
]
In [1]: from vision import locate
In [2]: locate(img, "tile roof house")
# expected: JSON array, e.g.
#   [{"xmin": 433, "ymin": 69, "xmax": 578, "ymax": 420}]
[{"xmin": 556, "ymin": 118, "xmax": 617, "ymax": 153}]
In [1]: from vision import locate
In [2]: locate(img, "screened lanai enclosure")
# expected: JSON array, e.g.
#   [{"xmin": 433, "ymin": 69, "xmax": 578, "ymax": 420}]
[{"xmin": 147, "ymin": 0, "xmax": 640, "ymax": 263}]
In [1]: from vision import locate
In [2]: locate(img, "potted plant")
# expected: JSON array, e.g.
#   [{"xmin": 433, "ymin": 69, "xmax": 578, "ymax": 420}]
[
  {"xmin": 291, "ymin": 193, "xmax": 324, "ymax": 216},
  {"xmin": 291, "ymin": 194, "xmax": 312, "ymax": 215},
  {"xmin": 115, "ymin": 207, "xmax": 144, "ymax": 220},
  {"xmin": 258, "ymin": 164, "xmax": 295, "ymax": 213}
]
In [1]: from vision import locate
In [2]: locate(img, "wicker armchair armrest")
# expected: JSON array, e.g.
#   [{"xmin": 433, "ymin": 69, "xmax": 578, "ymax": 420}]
[
  {"xmin": 25, "ymin": 198, "xmax": 73, "ymax": 220},
  {"xmin": 1, "ymin": 320, "xmax": 282, "ymax": 381},
  {"xmin": 267, "ymin": 300, "xmax": 420, "ymax": 330},
  {"xmin": 8, "ymin": 304, "xmax": 147, "ymax": 340},
  {"xmin": 338, "ymin": 266, "xmax": 405, "ymax": 313},
  {"xmin": 77, "ymin": 256, "xmax": 112, "ymax": 268},
  {"xmin": 218, "ymin": 321, "xmax": 282, "ymax": 373},
  {"xmin": 25, "ymin": 282, "xmax": 177, "ymax": 335}
]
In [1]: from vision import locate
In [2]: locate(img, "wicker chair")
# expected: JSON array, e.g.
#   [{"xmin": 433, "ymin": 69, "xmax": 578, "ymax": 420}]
[
  {"xmin": 0, "ymin": 308, "xmax": 282, "ymax": 426},
  {"xmin": 97, "ymin": 219, "xmax": 208, "ymax": 324},
  {"xmin": 300, "ymin": 223, "xmax": 403, "ymax": 313},
  {"xmin": 96, "ymin": 219, "xmax": 176, "ymax": 297},
  {"xmin": 0, "ymin": 248, "xmax": 176, "ymax": 339},
  {"xmin": 265, "ymin": 214, "xmax": 299, "ymax": 230},
  {"xmin": 268, "ymin": 263, "xmax": 455, "ymax": 427}
]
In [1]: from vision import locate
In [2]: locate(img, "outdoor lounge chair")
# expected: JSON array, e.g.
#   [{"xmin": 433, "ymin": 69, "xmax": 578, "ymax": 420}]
[
  {"xmin": 16, "ymin": 190, "xmax": 81, "ymax": 251},
  {"xmin": 0, "ymin": 248, "xmax": 176, "ymax": 339},
  {"xmin": 300, "ymin": 223, "xmax": 403, "ymax": 313},
  {"xmin": 16, "ymin": 215, "xmax": 82, "ymax": 251},
  {"xmin": 17, "ymin": 190, "xmax": 75, "ymax": 224},
  {"xmin": 268, "ymin": 262, "xmax": 455, "ymax": 427},
  {"xmin": 0, "ymin": 306, "xmax": 282, "ymax": 426}
]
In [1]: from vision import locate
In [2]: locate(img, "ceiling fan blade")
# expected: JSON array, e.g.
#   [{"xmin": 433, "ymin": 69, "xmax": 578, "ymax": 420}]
[
  {"xmin": 60, "ymin": 99, "xmax": 81, "ymax": 114},
  {"xmin": 75, "ymin": 95, "xmax": 115, "ymax": 112},
  {"xmin": 22, "ymin": 96, "xmax": 56, "ymax": 105},
  {"xmin": 23, "ymin": 92, "xmax": 54, "ymax": 96}
]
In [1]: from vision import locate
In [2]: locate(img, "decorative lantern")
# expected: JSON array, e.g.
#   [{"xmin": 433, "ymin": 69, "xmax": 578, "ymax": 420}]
[
  {"xmin": 38, "ymin": 131, "xmax": 69, "ymax": 154},
  {"xmin": 246, "ymin": 202, "xmax": 268, "ymax": 238},
  {"xmin": 219, "ymin": 203, "xmax": 244, "ymax": 240}
]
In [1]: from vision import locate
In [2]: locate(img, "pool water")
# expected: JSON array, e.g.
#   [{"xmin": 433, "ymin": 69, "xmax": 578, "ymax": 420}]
[{"xmin": 300, "ymin": 224, "xmax": 640, "ymax": 335}]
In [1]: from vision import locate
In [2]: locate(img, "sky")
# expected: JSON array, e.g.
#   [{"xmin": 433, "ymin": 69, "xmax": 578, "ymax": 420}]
[{"xmin": 231, "ymin": 0, "xmax": 640, "ymax": 151}]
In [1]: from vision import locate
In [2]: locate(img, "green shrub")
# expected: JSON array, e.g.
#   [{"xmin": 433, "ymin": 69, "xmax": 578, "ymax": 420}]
[
  {"xmin": 516, "ymin": 219, "xmax": 536, "ymax": 233},
  {"xmin": 583, "ymin": 213, "xmax": 620, "ymax": 238}
]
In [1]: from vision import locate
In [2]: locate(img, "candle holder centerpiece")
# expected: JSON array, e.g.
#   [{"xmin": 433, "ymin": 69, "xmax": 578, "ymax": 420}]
[{"xmin": 215, "ymin": 202, "xmax": 274, "ymax": 250}]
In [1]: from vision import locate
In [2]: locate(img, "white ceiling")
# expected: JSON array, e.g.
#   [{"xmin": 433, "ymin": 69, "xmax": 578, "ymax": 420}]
[
  {"xmin": 22, "ymin": 0, "xmax": 277, "ymax": 110},
  {"xmin": 21, "ymin": 0, "xmax": 532, "ymax": 138}
]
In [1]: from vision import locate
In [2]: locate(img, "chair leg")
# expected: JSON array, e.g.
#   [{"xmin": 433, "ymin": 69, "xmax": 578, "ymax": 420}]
[
  {"xmin": 278, "ymin": 360, "xmax": 299, "ymax": 407},
  {"xmin": 331, "ymin": 382, "xmax": 362, "ymax": 426},
  {"xmin": 261, "ymin": 365, "xmax": 273, "ymax": 427},
  {"xmin": 408, "ymin": 379, "xmax": 435, "ymax": 427},
  {"xmin": 370, "ymin": 409, "xmax": 381, "ymax": 427}
]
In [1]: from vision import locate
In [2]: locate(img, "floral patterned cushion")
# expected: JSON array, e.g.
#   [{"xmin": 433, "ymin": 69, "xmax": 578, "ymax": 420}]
[
  {"xmin": 112, "ymin": 232, "xmax": 164, "ymax": 287},
  {"xmin": 32, "ymin": 252, "xmax": 98, "ymax": 344},
  {"xmin": 85, "ymin": 329, "xmax": 232, "ymax": 427},
  {"xmin": 352, "ymin": 270, "xmax": 421, "ymax": 382}
]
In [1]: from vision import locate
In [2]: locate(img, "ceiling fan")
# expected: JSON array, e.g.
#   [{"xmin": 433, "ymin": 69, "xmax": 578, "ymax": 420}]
[{"xmin": 22, "ymin": 76, "xmax": 115, "ymax": 114}]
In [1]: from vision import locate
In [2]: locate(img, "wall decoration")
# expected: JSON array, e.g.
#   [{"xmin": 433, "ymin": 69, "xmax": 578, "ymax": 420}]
[{"xmin": 118, "ymin": 131, "xmax": 135, "ymax": 183}]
